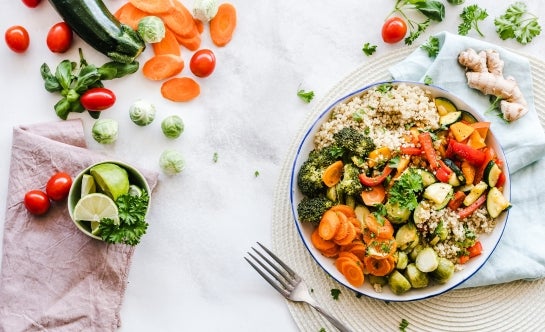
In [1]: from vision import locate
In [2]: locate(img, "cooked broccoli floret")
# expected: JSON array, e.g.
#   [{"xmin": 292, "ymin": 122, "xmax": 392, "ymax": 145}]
[
  {"xmin": 308, "ymin": 145, "xmax": 343, "ymax": 167},
  {"xmin": 297, "ymin": 160, "xmax": 326, "ymax": 197},
  {"xmin": 297, "ymin": 196, "xmax": 334, "ymax": 224},
  {"xmin": 333, "ymin": 127, "xmax": 375, "ymax": 157},
  {"xmin": 338, "ymin": 163, "xmax": 363, "ymax": 197}
]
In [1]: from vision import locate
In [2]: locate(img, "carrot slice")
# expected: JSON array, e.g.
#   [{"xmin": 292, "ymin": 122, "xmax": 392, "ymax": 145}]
[
  {"xmin": 161, "ymin": 77, "xmax": 201, "ymax": 102},
  {"xmin": 366, "ymin": 238, "xmax": 397, "ymax": 258},
  {"xmin": 114, "ymin": 2, "xmax": 148, "ymax": 30},
  {"xmin": 320, "ymin": 245, "xmax": 340, "ymax": 258},
  {"xmin": 142, "ymin": 54, "xmax": 184, "ymax": 81},
  {"xmin": 210, "ymin": 3, "xmax": 237, "ymax": 47},
  {"xmin": 347, "ymin": 241, "xmax": 366, "ymax": 261},
  {"xmin": 336, "ymin": 257, "xmax": 365, "ymax": 287},
  {"xmin": 333, "ymin": 212, "xmax": 349, "ymax": 242},
  {"xmin": 347, "ymin": 217, "xmax": 362, "ymax": 236},
  {"xmin": 318, "ymin": 210, "xmax": 340, "ymax": 241},
  {"xmin": 152, "ymin": 28, "xmax": 181, "ymax": 56},
  {"xmin": 334, "ymin": 220, "xmax": 357, "ymax": 246},
  {"xmin": 329, "ymin": 205, "xmax": 356, "ymax": 218},
  {"xmin": 160, "ymin": 0, "xmax": 198, "ymax": 38},
  {"xmin": 311, "ymin": 228, "xmax": 336, "ymax": 252},
  {"xmin": 128, "ymin": 0, "xmax": 175, "ymax": 14},
  {"xmin": 364, "ymin": 255, "xmax": 395, "ymax": 277},
  {"xmin": 174, "ymin": 32, "xmax": 202, "ymax": 51},
  {"xmin": 322, "ymin": 160, "xmax": 344, "ymax": 187},
  {"xmin": 360, "ymin": 184, "xmax": 386, "ymax": 206},
  {"xmin": 194, "ymin": 18, "xmax": 204, "ymax": 34},
  {"xmin": 364, "ymin": 214, "xmax": 394, "ymax": 240}
]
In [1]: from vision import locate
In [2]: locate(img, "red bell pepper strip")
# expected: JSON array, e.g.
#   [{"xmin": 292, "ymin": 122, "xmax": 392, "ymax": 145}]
[
  {"xmin": 458, "ymin": 193, "xmax": 487, "ymax": 219},
  {"xmin": 449, "ymin": 140, "xmax": 486, "ymax": 166},
  {"xmin": 418, "ymin": 132, "xmax": 439, "ymax": 170},
  {"xmin": 448, "ymin": 191, "xmax": 466, "ymax": 211},
  {"xmin": 459, "ymin": 255, "xmax": 470, "ymax": 264},
  {"xmin": 474, "ymin": 147, "xmax": 496, "ymax": 184},
  {"xmin": 435, "ymin": 160, "xmax": 453, "ymax": 183},
  {"xmin": 400, "ymin": 146, "xmax": 422, "ymax": 155},
  {"xmin": 359, "ymin": 165, "xmax": 393, "ymax": 187},
  {"xmin": 468, "ymin": 241, "xmax": 483, "ymax": 258}
]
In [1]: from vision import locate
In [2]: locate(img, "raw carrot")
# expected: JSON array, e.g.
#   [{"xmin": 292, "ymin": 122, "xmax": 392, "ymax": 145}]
[
  {"xmin": 161, "ymin": 77, "xmax": 201, "ymax": 102},
  {"xmin": 311, "ymin": 228, "xmax": 336, "ymax": 252},
  {"xmin": 114, "ymin": 2, "xmax": 149, "ymax": 30},
  {"xmin": 329, "ymin": 204, "xmax": 356, "ymax": 218},
  {"xmin": 322, "ymin": 160, "xmax": 344, "ymax": 187},
  {"xmin": 210, "ymin": 3, "xmax": 237, "ymax": 47},
  {"xmin": 174, "ymin": 32, "xmax": 202, "ymax": 51},
  {"xmin": 152, "ymin": 28, "xmax": 181, "ymax": 56},
  {"xmin": 160, "ymin": 0, "xmax": 198, "ymax": 38},
  {"xmin": 194, "ymin": 18, "xmax": 204, "ymax": 34},
  {"xmin": 142, "ymin": 54, "xmax": 185, "ymax": 81},
  {"xmin": 360, "ymin": 184, "xmax": 386, "ymax": 206},
  {"xmin": 128, "ymin": 0, "xmax": 175, "ymax": 14},
  {"xmin": 318, "ymin": 210, "xmax": 341, "ymax": 241}
]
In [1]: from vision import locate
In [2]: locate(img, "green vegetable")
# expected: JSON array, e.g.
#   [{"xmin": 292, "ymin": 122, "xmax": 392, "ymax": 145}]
[
  {"xmin": 388, "ymin": 0, "xmax": 445, "ymax": 45},
  {"xmin": 405, "ymin": 263, "xmax": 429, "ymax": 288},
  {"xmin": 192, "ymin": 0, "xmax": 219, "ymax": 22},
  {"xmin": 338, "ymin": 163, "xmax": 363, "ymax": 198},
  {"xmin": 212, "ymin": 152, "xmax": 219, "ymax": 163},
  {"xmin": 458, "ymin": 4, "xmax": 489, "ymax": 37},
  {"xmin": 137, "ymin": 16, "xmax": 166, "ymax": 43},
  {"xmin": 420, "ymin": 35, "xmax": 440, "ymax": 58},
  {"xmin": 92, "ymin": 118, "xmax": 118, "ymax": 144},
  {"xmin": 129, "ymin": 99, "xmax": 156, "ymax": 126},
  {"xmin": 161, "ymin": 115, "xmax": 184, "ymax": 139},
  {"xmin": 387, "ymin": 169, "xmax": 424, "ymax": 211},
  {"xmin": 388, "ymin": 270, "xmax": 412, "ymax": 294},
  {"xmin": 297, "ymin": 89, "xmax": 315, "ymax": 103},
  {"xmin": 430, "ymin": 257, "xmax": 455, "ymax": 283},
  {"xmin": 399, "ymin": 318, "xmax": 409, "ymax": 332},
  {"xmin": 48, "ymin": 0, "xmax": 145, "ymax": 63},
  {"xmin": 296, "ymin": 196, "xmax": 334, "ymax": 224},
  {"xmin": 494, "ymin": 2, "xmax": 541, "ymax": 44},
  {"xmin": 332, "ymin": 127, "xmax": 375, "ymax": 157},
  {"xmin": 41, "ymin": 49, "xmax": 138, "ymax": 120},
  {"xmin": 362, "ymin": 42, "xmax": 377, "ymax": 56},
  {"xmin": 159, "ymin": 149, "xmax": 185, "ymax": 175},
  {"xmin": 99, "ymin": 190, "xmax": 149, "ymax": 246},
  {"xmin": 330, "ymin": 288, "xmax": 341, "ymax": 300}
]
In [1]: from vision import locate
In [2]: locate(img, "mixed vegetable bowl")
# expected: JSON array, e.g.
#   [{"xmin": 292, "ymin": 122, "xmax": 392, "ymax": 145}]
[{"xmin": 290, "ymin": 81, "xmax": 511, "ymax": 301}]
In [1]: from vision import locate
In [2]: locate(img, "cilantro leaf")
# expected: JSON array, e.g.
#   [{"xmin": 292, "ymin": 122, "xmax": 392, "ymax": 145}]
[
  {"xmin": 458, "ymin": 4, "xmax": 488, "ymax": 37},
  {"xmin": 362, "ymin": 42, "xmax": 377, "ymax": 56},
  {"xmin": 297, "ymin": 89, "xmax": 315, "ymax": 103},
  {"xmin": 494, "ymin": 2, "xmax": 541, "ymax": 44},
  {"xmin": 420, "ymin": 35, "xmax": 440, "ymax": 57}
]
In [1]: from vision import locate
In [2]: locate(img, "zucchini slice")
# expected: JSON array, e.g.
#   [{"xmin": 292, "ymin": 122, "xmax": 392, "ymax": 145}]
[
  {"xmin": 435, "ymin": 97, "xmax": 458, "ymax": 116},
  {"xmin": 414, "ymin": 168, "xmax": 437, "ymax": 187},
  {"xmin": 463, "ymin": 181, "xmax": 488, "ymax": 206},
  {"xmin": 439, "ymin": 111, "xmax": 462, "ymax": 127},
  {"xmin": 483, "ymin": 160, "xmax": 502, "ymax": 187},
  {"xmin": 423, "ymin": 182, "xmax": 454, "ymax": 209},
  {"xmin": 487, "ymin": 187, "xmax": 511, "ymax": 218},
  {"xmin": 443, "ymin": 159, "xmax": 465, "ymax": 185},
  {"xmin": 461, "ymin": 110, "xmax": 478, "ymax": 124}
]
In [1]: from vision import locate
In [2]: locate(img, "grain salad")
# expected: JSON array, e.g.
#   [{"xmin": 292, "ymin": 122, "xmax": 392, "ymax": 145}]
[{"xmin": 296, "ymin": 82, "xmax": 511, "ymax": 295}]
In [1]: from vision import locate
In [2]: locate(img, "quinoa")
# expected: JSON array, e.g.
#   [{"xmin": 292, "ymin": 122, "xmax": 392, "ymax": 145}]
[{"xmin": 314, "ymin": 83, "xmax": 440, "ymax": 151}]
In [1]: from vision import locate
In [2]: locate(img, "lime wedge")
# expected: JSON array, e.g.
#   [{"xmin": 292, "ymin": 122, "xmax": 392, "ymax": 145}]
[
  {"xmin": 90, "ymin": 221, "xmax": 101, "ymax": 235},
  {"xmin": 81, "ymin": 174, "xmax": 96, "ymax": 197},
  {"xmin": 90, "ymin": 163, "xmax": 130, "ymax": 201},
  {"xmin": 73, "ymin": 193, "xmax": 119, "ymax": 225}
]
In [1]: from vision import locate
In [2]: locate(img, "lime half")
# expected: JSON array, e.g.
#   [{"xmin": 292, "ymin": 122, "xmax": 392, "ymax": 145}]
[
  {"xmin": 73, "ymin": 193, "xmax": 119, "ymax": 226},
  {"xmin": 90, "ymin": 163, "xmax": 130, "ymax": 201}
]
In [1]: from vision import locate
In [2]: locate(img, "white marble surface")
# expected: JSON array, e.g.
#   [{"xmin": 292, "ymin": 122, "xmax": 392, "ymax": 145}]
[{"xmin": 0, "ymin": 0, "xmax": 544, "ymax": 331}]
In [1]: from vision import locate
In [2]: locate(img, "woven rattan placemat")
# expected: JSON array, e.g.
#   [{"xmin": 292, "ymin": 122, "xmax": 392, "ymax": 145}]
[{"xmin": 271, "ymin": 46, "xmax": 545, "ymax": 332}]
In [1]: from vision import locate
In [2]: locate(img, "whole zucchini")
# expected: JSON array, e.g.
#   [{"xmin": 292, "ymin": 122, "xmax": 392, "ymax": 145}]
[{"xmin": 48, "ymin": 0, "xmax": 145, "ymax": 63}]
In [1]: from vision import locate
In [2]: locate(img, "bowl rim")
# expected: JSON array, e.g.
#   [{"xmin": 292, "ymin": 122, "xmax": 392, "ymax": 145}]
[
  {"xmin": 67, "ymin": 160, "xmax": 151, "ymax": 240},
  {"xmin": 289, "ymin": 80, "xmax": 511, "ymax": 302}
]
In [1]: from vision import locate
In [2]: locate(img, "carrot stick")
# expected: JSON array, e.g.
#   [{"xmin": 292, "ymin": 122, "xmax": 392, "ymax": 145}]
[
  {"xmin": 322, "ymin": 160, "xmax": 344, "ymax": 187},
  {"xmin": 318, "ymin": 210, "xmax": 341, "ymax": 241},
  {"xmin": 210, "ymin": 3, "xmax": 237, "ymax": 47},
  {"xmin": 152, "ymin": 28, "xmax": 181, "ymax": 56},
  {"xmin": 142, "ymin": 54, "xmax": 185, "ymax": 81},
  {"xmin": 128, "ymin": 0, "xmax": 175, "ymax": 14},
  {"xmin": 160, "ymin": 77, "xmax": 201, "ymax": 102},
  {"xmin": 114, "ymin": 3, "xmax": 148, "ymax": 30}
]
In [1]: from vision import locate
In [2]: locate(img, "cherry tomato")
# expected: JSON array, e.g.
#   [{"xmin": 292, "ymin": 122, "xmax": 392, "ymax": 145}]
[
  {"xmin": 80, "ymin": 87, "xmax": 116, "ymax": 111},
  {"xmin": 46, "ymin": 172, "xmax": 73, "ymax": 201},
  {"xmin": 5, "ymin": 25, "xmax": 30, "ymax": 53},
  {"xmin": 189, "ymin": 49, "xmax": 216, "ymax": 78},
  {"xmin": 21, "ymin": 0, "xmax": 42, "ymax": 7},
  {"xmin": 381, "ymin": 17, "xmax": 407, "ymax": 44},
  {"xmin": 47, "ymin": 22, "xmax": 73, "ymax": 53},
  {"xmin": 24, "ymin": 190, "xmax": 50, "ymax": 215}
]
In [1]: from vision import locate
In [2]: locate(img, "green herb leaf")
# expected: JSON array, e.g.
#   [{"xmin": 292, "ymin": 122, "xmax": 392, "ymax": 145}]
[
  {"xmin": 399, "ymin": 318, "xmax": 409, "ymax": 331},
  {"xmin": 494, "ymin": 2, "xmax": 541, "ymax": 44},
  {"xmin": 415, "ymin": 0, "xmax": 445, "ymax": 22},
  {"xmin": 388, "ymin": 169, "xmax": 424, "ymax": 210},
  {"xmin": 458, "ymin": 4, "xmax": 488, "ymax": 37},
  {"xmin": 362, "ymin": 42, "xmax": 377, "ymax": 56},
  {"xmin": 423, "ymin": 75, "xmax": 433, "ymax": 85},
  {"xmin": 40, "ymin": 63, "xmax": 62, "ymax": 92},
  {"xmin": 420, "ymin": 35, "xmax": 440, "ymax": 57},
  {"xmin": 55, "ymin": 60, "xmax": 75, "ymax": 91},
  {"xmin": 330, "ymin": 288, "xmax": 341, "ymax": 300},
  {"xmin": 297, "ymin": 89, "xmax": 315, "ymax": 103},
  {"xmin": 405, "ymin": 20, "xmax": 430, "ymax": 45}
]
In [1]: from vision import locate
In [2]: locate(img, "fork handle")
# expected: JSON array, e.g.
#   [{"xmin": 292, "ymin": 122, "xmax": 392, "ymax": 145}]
[{"xmin": 309, "ymin": 303, "xmax": 354, "ymax": 332}]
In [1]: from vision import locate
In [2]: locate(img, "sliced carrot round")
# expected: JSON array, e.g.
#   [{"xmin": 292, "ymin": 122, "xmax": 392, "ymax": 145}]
[
  {"xmin": 329, "ymin": 204, "xmax": 356, "ymax": 218},
  {"xmin": 128, "ymin": 0, "xmax": 174, "ymax": 14},
  {"xmin": 152, "ymin": 28, "xmax": 181, "ymax": 56},
  {"xmin": 210, "ymin": 3, "xmax": 237, "ymax": 47},
  {"xmin": 114, "ymin": 3, "xmax": 148, "ymax": 30},
  {"xmin": 160, "ymin": 77, "xmax": 201, "ymax": 102},
  {"xmin": 142, "ymin": 54, "xmax": 184, "ymax": 81},
  {"xmin": 311, "ymin": 228, "xmax": 336, "ymax": 251},
  {"xmin": 318, "ymin": 210, "xmax": 340, "ymax": 241},
  {"xmin": 364, "ymin": 214, "xmax": 394, "ymax": 239},
  {"xmin": 360, "ymin": 184, "xmax": 386, "ymax": 206},
  {"xmin": 364, "ymin": 255, "xmax": 395, "ymax": 277},
  {"xmin": 322, "ymin": 160, "xmax": 343, "ymax": 187}
]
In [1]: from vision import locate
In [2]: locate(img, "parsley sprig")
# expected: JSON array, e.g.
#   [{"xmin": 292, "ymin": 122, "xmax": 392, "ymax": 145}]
[
  {"xmin": 99, "ymin": 191, "xmax": 150, "ymax": 246},
  {"xmin": 297, "ymin": 89, "xmax": 315, "ymax": 103},
  {"xmin": 458, "ymin": 4, "xmax": 489, "ymax": 37},
  {"xmin": 387, "ymin": 169, "xmax": 424, "ymax": 210},
  {"xmin": 420, "ymin": 35, "xmax": 440, "ymax": 57},
  {"xmin": 494, "ymin": 2, "xmax": 541, "ymax": 44}
]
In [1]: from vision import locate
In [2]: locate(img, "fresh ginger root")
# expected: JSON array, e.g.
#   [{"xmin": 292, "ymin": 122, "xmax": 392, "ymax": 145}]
[{"xmin": 458, "ymin": 48, "xmax": 528, "ymax": 122}]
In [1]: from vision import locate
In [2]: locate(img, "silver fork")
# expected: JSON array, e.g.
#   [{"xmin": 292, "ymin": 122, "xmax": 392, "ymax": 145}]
[{"xmin": 245, "ymin": 242, "xmax": 354, "ymax": 332}]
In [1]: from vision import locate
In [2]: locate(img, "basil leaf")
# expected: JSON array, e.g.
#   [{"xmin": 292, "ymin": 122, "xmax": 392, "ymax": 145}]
[
  {"xmin": 55, "ymin": 60, "xmax": 75, "ymax": 91},
  {"xmin": 74, "ymin": 64, "xmax": 101, "ymax": 92},
  {"xmin": 54, "ymin": 98, "xmax": 71, "ymax": 120},
  {"xmin": 416, "ymin": 0, "xmax": 445, "ymax": 22},
  {"xmin": 40, "ymin": 63, "xmax": 62, "ymax": 92}
]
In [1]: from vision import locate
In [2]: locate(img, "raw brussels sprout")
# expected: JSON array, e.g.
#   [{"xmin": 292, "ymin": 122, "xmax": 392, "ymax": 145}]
[
  {"xmin": 92, "ymin": 118, "xmax": 118, "ymax": 144},
  {"xmin": 129, "ymin": 99, "xmax": 156, "ymax": 126},
  {"xmin": 137, "ymin": 16, "xmax": 165, "ymax": 43},
  {"xmin": 159, "ymin": 149, "xmax": 185, "ymax": 175},
  {"xmin": 161, "ymin": 115, "xmax": 184, "ymax": 139},
  {"xmin": 192, "ymin": 0, "xmax": 219, "ymax": 22}
]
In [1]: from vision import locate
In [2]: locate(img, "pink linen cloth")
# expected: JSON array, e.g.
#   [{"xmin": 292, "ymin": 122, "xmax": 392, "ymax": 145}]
[{"xmin": 0, "ymin": 119, "xmax": 158, "ymax": 331}]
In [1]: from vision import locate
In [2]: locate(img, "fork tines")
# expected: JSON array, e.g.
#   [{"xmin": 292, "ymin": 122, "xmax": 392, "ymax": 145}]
[{"xmin": 245, "ymin": 242, "xmax": 300, "ymax": 297}]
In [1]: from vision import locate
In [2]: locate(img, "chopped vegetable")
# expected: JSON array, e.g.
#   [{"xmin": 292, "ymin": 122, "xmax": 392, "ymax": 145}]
[
  {"xmin": 129, "ymin": 99, "xmax": 156, "ymax": 126},
  {"xmin": 399, "ymin": 318, "xmax": 409, "ymax": 332},
  {"xmin": 128, "ymin": 0, "xmax": 174, "ymax": 14},
  {"xmin": 458, "ymin": 4, "xmax": 488, "ymax": 37},
  {"xmin": 494, "ymin": 2, "xmax": 541, "ymax": 45},
  {"xmin": 159, "ymin": 149, "xmax": 185, "ymax": 175},
  {"xmin": 330, "ymin": 288, "xmax": 341, "ymax": 300},
  {"xmin": 137, "ymin": 16, "xmax": 166, "ymax": 43},
  {"xmin": 297, "ymin": 89, "xmax": 315, "ymax": 103},
  {"xmin": 152, "ymin": 28, "xmax": 181, "ymax": 56},
  {"xmin": 92, "ymin": 118, "xmax": 119, "ymax": 144},
  {"xmin": 210, "ymin": 3, "xmax": 237, "ymax": 46},
  {"xmin": 160, "ymin": 77, "xmax": 201, "ymax": 102},
  {"xmin": 192, "ymin": 0, "xmax": 219, "ymax": 22},
  {"xmin": 161, "ymin": 115, "xmax": 184, "ymax": 139},
  {"xmin": 362, "ymin": 42, "xmax": 377, "ymax": 56},
  {"xmin": 142, "ymin": 54, "xmax": 185, "ymax": 80}
]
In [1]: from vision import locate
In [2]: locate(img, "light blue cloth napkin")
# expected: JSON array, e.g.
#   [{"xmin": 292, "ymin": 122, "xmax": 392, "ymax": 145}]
[{"xmin": 389, "ymin": 31, "xmax": 545, "ymax": 288}]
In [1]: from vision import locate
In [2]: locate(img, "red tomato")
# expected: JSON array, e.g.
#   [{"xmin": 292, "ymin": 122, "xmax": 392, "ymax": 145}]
[
  {"xmin": 46, "ymin": 172, "xmax": 73, "ymax": 201},
  {"xmin": 381, "ymin": 17, "xmax": 407, "ymax": 44},
  {"xmin": 47, "ymin": 22, "xmax": 73, "ymax": 53},
  {"xmin": 80, "ymin": 87, "xmax": 116, "ymax": 111},
  {"xmin": 24, "ymin": 190, "xmax": 50, "ymax": 215},
  {"xmin": 189, "ymin": 49, "xmax": 216, "ymax": 78},
  {"xmin": 21, "ymin": 0, "xmax": 42, "ymax": 7},
  {"xmin": 5, "ymin": 25, "xmax": 30, "ymax": 53}
]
